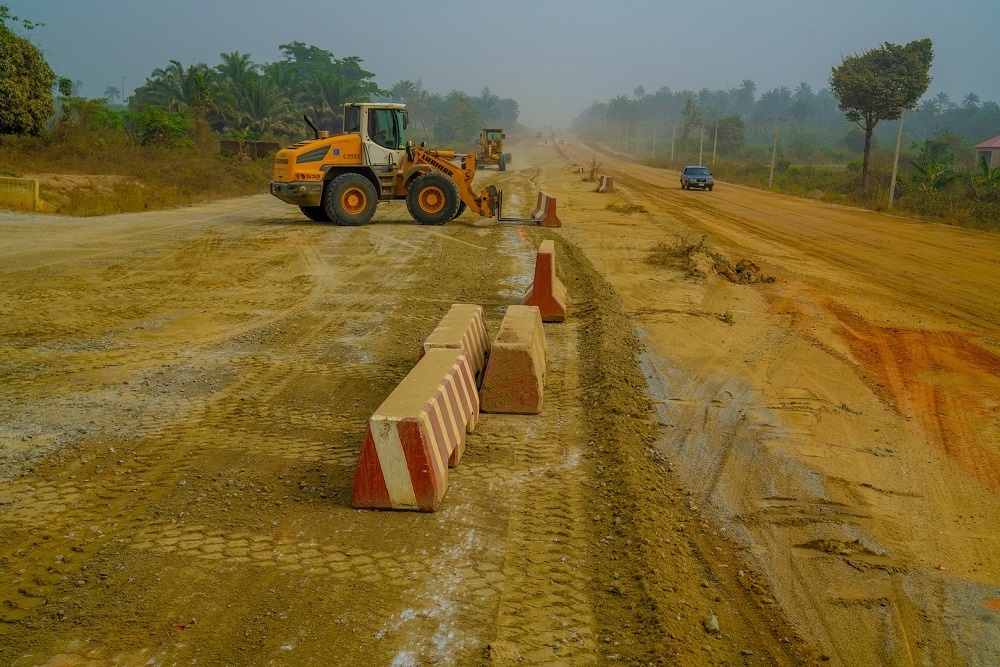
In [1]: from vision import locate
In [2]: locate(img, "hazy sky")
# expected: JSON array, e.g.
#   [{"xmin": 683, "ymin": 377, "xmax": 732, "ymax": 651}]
[{"xmin": 12, "ymin": 0, "xmax": 1000, "ymax": 127}]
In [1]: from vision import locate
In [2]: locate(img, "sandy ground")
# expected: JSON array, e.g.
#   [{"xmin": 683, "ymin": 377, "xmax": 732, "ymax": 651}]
[{"xmin": 0, "ymin": 137, "xmax": 997, "ymax": 666}]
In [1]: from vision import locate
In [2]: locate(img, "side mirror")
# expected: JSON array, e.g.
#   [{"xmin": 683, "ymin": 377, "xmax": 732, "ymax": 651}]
[{"xmin": 400, "ymin": 110, "xmax": 409, "ymax": 130}]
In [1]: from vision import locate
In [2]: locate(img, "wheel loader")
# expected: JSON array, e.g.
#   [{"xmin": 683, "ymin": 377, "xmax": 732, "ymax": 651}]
[
  {"xmin": 477, "ymin": 128, "xmax": 512, "ymax": 171},
  {"xmin": 270, "ymin": 103, "xmax": 528, "ymax": 226}
]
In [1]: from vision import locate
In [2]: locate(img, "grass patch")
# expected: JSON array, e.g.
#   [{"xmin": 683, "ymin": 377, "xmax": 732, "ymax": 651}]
[
  {"xmin": 0, "ymin": 130, "xmax": 272, "ymax": 216},
  {"xmin": 645, "ymin": 234, "xmax": 708, "ymax": 279},
  {"xmin": 606, "ymin": 198, "xmax": 647, "ymax": 214}
]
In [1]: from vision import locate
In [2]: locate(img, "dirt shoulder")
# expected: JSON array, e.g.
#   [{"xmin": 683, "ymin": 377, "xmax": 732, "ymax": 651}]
[{"xmin": 549, "ymin": 136, "xmax": 1000, "ymax": 665}]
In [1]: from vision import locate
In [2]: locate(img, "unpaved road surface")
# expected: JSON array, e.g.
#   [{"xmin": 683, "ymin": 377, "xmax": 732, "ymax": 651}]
[{"xmin": 1, "ymin": 138, "xmax": 998, "ymax": 666}]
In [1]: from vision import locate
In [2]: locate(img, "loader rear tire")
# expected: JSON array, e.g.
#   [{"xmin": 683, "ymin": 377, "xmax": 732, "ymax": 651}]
[
  {"xmin": 299, "ymin": 206, "xmax": 331, "ymax": 223},
  {"xmin": 452, "ymin": 201, "xmax": 467, "ymax": 220},
  {"xmin": 498, "ymin": 154, "xmax": 507, "ymax": 172},
  {"xmin": 324, "ymin": 173, "xmax": 377, "ymax": 226},
  {"xmin": 406, "ymin": 172, "xmax": 460, "ymax": 225}
]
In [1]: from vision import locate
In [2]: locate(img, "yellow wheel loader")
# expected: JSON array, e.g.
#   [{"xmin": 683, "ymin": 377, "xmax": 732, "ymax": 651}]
[
  {"xmin": 270, "ymin": 103, "xmax": 529, "ymax": 226},
  {"xmin": 477, "ymin": 128, "xmax": 512, "ymax": 171}
]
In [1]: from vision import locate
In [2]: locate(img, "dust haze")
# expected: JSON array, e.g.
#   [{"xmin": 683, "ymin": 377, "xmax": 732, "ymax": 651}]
[{"xmin": 16, "ymin": 0, "xmax": 1000, "ymax": 127}]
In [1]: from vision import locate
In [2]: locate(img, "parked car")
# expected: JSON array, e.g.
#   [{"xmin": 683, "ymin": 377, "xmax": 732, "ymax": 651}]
[{"xmin": 680, "ymin": 166, "xmax": 714, "ymax": 191}]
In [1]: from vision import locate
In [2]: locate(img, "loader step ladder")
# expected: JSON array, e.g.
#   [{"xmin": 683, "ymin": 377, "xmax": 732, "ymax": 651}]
[{"xmin": 376, "ymin": 166, "xmax": 396, "ymax": 200}]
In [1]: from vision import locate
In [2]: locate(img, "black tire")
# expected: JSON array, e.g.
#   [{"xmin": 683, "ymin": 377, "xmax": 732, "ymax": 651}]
[
  {"xmin": 299, "ymin": 205, "xmax": 331, "ymax": 222},
  {"xmin": 708, "ymin": 185, "xmax": 714, "ymax": 192},
  {"xmin": 406, "ymin": 172, "xmax": 460, "ymax": 225},
  {"xmin": 681, "ymin": 181, "xmax": 687, "ymax": 190},
  {"xmin": 452, "ymin": 201, "xmax": 467, "ymax": 220},
  {"xmin": 498, "ymin": 154, "xmax": 507, "ymax": 172},
  {"xmin": 323, "ymin": 173, "xmax": 377, "ymax": 226}
]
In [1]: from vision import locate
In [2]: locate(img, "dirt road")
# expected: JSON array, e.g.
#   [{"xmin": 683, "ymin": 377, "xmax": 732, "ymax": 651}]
[{"xmin": 1, "ymin": 138, "xmax": 997, "ymax": 666}]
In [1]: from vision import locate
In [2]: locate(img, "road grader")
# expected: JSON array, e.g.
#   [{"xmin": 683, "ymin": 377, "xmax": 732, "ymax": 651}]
[
  {"xmin": 270, "ymin": 103, "xmax": 527, "ymax": 226},
  {"xmin": 477, "ymin": 128, "xmax": 512, "ymax": 171}
]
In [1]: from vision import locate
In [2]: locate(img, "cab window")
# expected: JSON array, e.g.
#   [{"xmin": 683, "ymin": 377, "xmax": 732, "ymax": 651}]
[
  {"xmin": 368, "ymin": 109, "xmax": 402, "ymax": 149},
  {"xmin": 344, "ymin": 106, "xmax": 361, "ymax": 133}
]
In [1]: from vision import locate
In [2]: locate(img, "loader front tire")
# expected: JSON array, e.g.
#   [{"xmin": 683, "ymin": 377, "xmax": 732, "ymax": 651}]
[
  {"xmin": 406, "ymin": 172, "xmax": 460, "ymax": 225},
  {"xmin": 324, "ymin": 173, "xmax": 377, "ymax": 226},
  {"xmin": 498, "ymin": 154, "xmax": 507, "ymax": 172}
]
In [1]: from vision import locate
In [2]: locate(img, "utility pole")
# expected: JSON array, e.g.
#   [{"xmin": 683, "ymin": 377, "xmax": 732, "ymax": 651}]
[
  {"xmin": 889, "ymin": 109, "xmax": 905, "ymax": 209},
  {"xmin": 670, "ymin": 122, "xmax": 675, "ymax": 162},
  {"xmin": 121, "ymin": 76, "xmax": 125, "ymax": 105},
  {"xmin": 768, "ymin": 117, "xmax": 788, "ymax": 188},
  {"xmin": 712, "ymin": 122, "xmax": 719, "ymax": 165},
  {"xmin": 699, "ymin": 123, "xmax": 705, "ymax": 164}
]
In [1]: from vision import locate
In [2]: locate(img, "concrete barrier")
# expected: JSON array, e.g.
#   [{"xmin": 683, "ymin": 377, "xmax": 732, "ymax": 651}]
[
  {"xmin": 521, "ymin": 240, "xmax": 568, "ymax": 322},
  {"xmin": 529, "ymin": 191, "xmax": 562, "ymax": 228},
  {"xmin": 480, "ymin": 305, "xmax": 547, "ymax": 414},
  {"xmin": 0, "ymin": 177, "xmax": 56, "ymax": 212},
  {"xmin": 587, "ymin": 169, "xmax": 597, "ymax": 182},
  {"xmin": 598, "ymin": 175, "xmax": 615, "ymax": 193},
  {"xmin": 351, "ymin": 349, "xmax": 480, "ymax": 512},
  {"xmin": 420, "ymin": 304, "xmax": 491, "ymax": 384}
]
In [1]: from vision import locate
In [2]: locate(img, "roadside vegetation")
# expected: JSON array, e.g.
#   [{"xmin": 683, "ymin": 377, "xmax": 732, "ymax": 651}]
[
  {"xmin": 0, "ymin": 5, "xmax": 522, "ymax": 216},
  {"xmin": 573, "ymin": 39, "xmax": 1000, "ymax": 232}
]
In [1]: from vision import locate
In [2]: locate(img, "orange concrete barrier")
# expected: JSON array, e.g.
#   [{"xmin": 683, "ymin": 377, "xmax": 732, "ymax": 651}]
[
  {"xmin": 352, "ymin": 349, "xmax": 479, "ymax": 512},
  {"xmin": 420, "ymin": 304, "xmax": 491, "ymax": 384},
  {"xmin": 529, "ymin": 191, "xmax": 562, "ymax": 228},
  {"xmin": 598, "ymin": 175, "xmax": 615, "ymax": 193},
  {"xmin": 521, "ymin": 239, "xmax": 567, "ymax": 322},
  {"xmin": 480, "ymin": 305, "xmax": 547, "ymax": 414}
]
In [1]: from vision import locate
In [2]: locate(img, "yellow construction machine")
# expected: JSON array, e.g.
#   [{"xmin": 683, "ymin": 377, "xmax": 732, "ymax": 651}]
[
  {"xmin": 477, "ymin": 128, "xmax": 512, "ymax": 171},
  {"xmin": 270, "ymin": 103, "xmax": 529, "ymax": 226}
]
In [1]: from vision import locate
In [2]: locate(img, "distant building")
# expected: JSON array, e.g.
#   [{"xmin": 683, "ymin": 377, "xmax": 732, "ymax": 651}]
[{"xmin": 974, "ymin": 135, "xmax": 1000, "ymax": 170}]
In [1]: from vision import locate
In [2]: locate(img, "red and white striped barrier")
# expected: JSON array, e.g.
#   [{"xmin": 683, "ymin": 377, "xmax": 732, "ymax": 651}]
[
  {"xmin": 351, "ymin": 349, "xmax": 479, "ymax": 512},
  {"xmin": 530, "ymin": 191, "xmax": 562, "ymax": 228},
  {"xmin": 521, "ymin": 240, "xmax": 567, "ymax": 322},
  {"xmin": 420, "ymin": 304, "xmax": 491, "ymax": 384},
  {"xmin": 480, "ymin": 305, "xmax": 547, "ymax": 414},
  {"xmin": 598, "ymin": 175, "xmax": 615, "ymax": 193}
]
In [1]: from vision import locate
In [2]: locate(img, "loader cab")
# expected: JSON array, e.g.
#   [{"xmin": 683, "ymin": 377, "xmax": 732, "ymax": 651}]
[{"xmin": 344, "ymin": 103, "xmax": 407, "ymax": 168}]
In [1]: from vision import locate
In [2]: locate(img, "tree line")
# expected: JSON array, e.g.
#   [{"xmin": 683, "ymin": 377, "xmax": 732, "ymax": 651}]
[
  {"xmin": 572, "ymin": 41, "xmax": 997, "ymax": 179},
  {"xmin": 0, "ymin": 7, "xmax": 521, "ymax": 148}
]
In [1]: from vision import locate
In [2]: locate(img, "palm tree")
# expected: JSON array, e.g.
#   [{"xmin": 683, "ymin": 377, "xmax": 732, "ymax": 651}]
[
  {"xmin": 390, "ymin": 79, "xmax": 417, "ymax": 105},
  {"xmin": 607, "ymin": 94, "xmax": 630, "ymax": 147},
  {"xmin": 961, "ymin": 92, "xmax": 980, "ymax": 110},
  {"xmin": 633, "ymin": 85, "xmax": 645, "ymax": 100},
  {"xmin": 135, "ymin": 60, "xmax": 215, "ymax": 113},
  {"xmin": 736, "ymin": 79, "xmax": 756, "ymax": 119},
  {"xmin": 497, "ymin": 97, "xmax": 520, "ymax": 127},
  {"xmin": 934, "ymin": 92, "xmax": 953, "ymax": 111},
  {"xmin": 919, "ymin": 98, "xmax": 939, "ymax": 113},
  {"xmin": 982, "ymin": 100, "xmax": 1000, "ymax": 113},
  {"xmin": 234, "ymin": 76, "xmax": 292, "ymax": 135},
  {"xmin": 790, "ymin": 82, "xmax": 814, "ymax": 125},
  {"xmin": 475, "ymin": 87, "xmax": 501, "ymax": 126},
  {"xmin": 217, "ymin": 51, "xmax": 258, "ymax": 87},
  {"xmin": 102, "ymin": 86, "xmax": 121, "ymax": 104}
]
